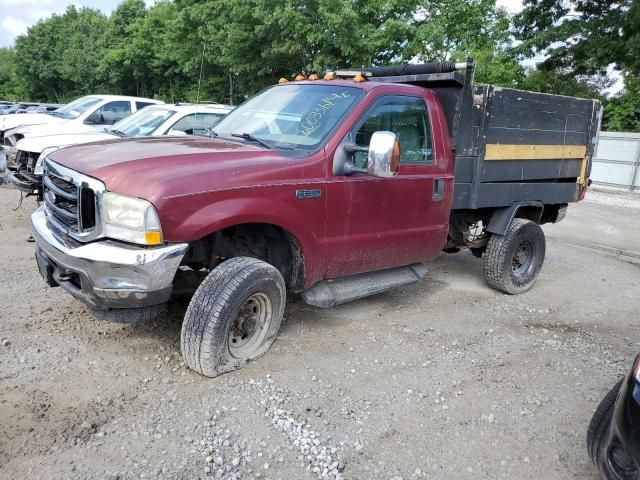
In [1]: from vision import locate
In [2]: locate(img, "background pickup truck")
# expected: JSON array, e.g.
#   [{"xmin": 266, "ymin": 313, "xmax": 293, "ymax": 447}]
[{"xmin": 30, "ymin": 61, "xmax": 601, "ymax": 377}]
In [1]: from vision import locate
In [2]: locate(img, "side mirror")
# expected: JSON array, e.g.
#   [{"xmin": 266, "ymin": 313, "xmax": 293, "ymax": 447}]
[
  {"xmin": 167, "ymin": 129, "xmax": 188, "ymax": 136},
  {"xmin": 86, "ymin": 112, "xmax": 104, "ymax": 124},
  {"xmin": 367, "ymin": 131, "xmax": 400, "ymax": 178}
]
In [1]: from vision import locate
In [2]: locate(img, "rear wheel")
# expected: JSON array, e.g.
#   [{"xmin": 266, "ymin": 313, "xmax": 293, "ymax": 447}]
[
  {"xmin": 181, "ymin": 257, "xmax": 285, "ymax": 377},
  {"xmin": 483, "ymin": 218, "xmax": 545, "ymax": 294}
]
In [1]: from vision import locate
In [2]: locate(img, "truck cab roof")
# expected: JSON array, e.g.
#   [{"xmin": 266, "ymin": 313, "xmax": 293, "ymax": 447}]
[{"xmin": 281, "ymin": 79, "xmax": 426, "ymax": 93}]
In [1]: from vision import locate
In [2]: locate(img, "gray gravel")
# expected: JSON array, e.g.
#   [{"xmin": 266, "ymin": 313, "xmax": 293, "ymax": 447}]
[{"xmin": 0, "ymin": 186, "xmax": 639, "ymax": 480}]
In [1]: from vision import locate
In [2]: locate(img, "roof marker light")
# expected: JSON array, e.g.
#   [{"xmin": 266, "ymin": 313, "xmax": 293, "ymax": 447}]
[
  {"xmin": 323, "ymin": 72, "xmax": 335, "ymax": 81},
  {"xmin": 308, "ymin": 74, "xmax": 319, "ymax": 81},
  {"xmin": 295, "ymin": 74, "xmax": 306, "ymax": 81},
  {"xmin": 278, "ymin": 77, "xmax": 289, "ymax": 84},
  {"xmin": 354, "ymin": 74, "xmax": 366, "ymax": 82}
]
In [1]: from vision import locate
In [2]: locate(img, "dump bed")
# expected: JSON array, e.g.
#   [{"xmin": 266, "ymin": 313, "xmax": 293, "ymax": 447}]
[{"xmin": 364, "ymin": 63, "xmax": 602, "ymax": 211}]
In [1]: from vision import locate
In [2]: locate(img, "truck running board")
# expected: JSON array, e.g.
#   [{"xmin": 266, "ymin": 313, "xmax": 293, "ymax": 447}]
[{"xmin": 301, "ymin": 263, "xmax": 428, "ymax": 308}]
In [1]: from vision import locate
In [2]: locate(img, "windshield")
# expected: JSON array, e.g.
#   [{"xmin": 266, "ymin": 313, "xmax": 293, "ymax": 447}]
[
  {"xmin": 53, "ymin": 96, "xmax": 102, "ymax": 119},
  {"xmin": 213, "ymin": 84, "xmax": 364, "ymax": 150},
  {"xmin": 110, "ymin": 106, "xmax": 176, "ymax": 137}
]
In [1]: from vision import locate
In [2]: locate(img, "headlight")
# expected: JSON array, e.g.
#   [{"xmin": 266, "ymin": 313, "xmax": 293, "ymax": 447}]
[
  {"xmin": 34, "ymin": 146, "xmax": 60, "ymax": 175},
  {"xmin": 7, "ymin": 145, "xmax": 17, "ymax": 163},
  {"xmin": 100, "ymin": 191, "xmax": 163, "ymax": 245}
]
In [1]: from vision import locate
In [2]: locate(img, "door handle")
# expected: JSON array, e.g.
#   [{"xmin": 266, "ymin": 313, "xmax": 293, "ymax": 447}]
[{"xmin": 433, "ymin": 178, "xmax": 445, "ymax": 201}]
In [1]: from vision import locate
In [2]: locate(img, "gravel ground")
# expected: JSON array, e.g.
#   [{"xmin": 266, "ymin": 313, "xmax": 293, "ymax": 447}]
[{"xmin": 1, "ymin": 187, "xmax": 639, "ymax": 480}]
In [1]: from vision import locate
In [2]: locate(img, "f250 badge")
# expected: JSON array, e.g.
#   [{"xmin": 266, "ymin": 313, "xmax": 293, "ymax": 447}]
[{"xmin": 295, "ymin": 189, "xmax": 322, "ymax": 200}]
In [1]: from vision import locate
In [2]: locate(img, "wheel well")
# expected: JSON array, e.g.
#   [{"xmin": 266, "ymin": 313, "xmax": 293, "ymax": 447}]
[
  {"xmin": 515, "ymin": 205, "xmax": 544, "ymax": 223},
  {"xmin": 182, "ymin": 223, "xmax": 306, "ymax": 292}
]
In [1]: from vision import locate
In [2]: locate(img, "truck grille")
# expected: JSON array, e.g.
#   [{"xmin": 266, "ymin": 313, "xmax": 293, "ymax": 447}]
[{"xmin": 43, "ymin": 162, "xmax": 97, "ymax": 234}]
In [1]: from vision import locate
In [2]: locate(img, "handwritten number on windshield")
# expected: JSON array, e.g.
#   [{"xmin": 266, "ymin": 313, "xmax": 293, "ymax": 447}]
[{"xmin": 296, "ymin": 92, "xmax": 351, "ymax": 137}]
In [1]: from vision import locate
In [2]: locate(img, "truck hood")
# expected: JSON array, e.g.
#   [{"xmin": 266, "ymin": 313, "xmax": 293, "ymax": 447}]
[
  {"xmin": 48, "ymin": 136, "xmax": 292, "ymax": 203},
  {"xmin": 0, "ymin": 113, "xmax": 64, "ymax": 132},
  {"xmin": 7, "ymin": 121, "xmax": 95, "ymax": 139},
  {"xmin": 17, "ymin": 131, "xmax": 116, "ymax": 154}
]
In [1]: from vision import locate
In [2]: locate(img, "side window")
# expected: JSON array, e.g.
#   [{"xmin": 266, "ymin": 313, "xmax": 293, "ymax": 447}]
[
  {"xmin": 352, "ymin": 96, "xmax": 433, "ymax": 168},
  {"xmin": 136, "ymin": 101, "xmax": 155, "ymax": 110},
  {"xmin": 92, "ymin": 101, "xmax": 132, "ymax": 125},
  {"xmin": 169, "ymin": 113, "xmax": 224, "ymax": 135}
]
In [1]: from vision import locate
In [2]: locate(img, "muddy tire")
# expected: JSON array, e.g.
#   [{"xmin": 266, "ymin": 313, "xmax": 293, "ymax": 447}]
[
  {"xmin": 181, "ymin": 257, "xmax": 285, "ymax": 377},
  {"xmin": 483, "ymin": 219, "xmax": 545, "ymax": 294}
]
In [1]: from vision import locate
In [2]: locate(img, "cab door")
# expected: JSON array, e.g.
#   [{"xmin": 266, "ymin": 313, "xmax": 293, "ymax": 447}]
[{"xmin": 324, "ymin": 93, "xmax": 450, "ymax": 278}]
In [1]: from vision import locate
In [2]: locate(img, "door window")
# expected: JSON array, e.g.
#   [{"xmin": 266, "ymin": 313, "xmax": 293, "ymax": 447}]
[
  {"xmin": 168, "ymin": 113, "xmax": 225, "ymax": 135},
  {"xmin": 136, "ymin": 101, "xmax": 156, "ymax": 110},
  {"xmin": 91, "ymin": 101, "xmax": 132, "ymax": 125},
  {"xmin": 352, "ymin": 96, "xmax": 433, "ymax": 168}
]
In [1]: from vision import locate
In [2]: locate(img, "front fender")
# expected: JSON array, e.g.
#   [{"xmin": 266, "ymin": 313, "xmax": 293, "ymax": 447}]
[{"xmin": 159, "ymin": 186, "xmax": 327, "ymax": 287}]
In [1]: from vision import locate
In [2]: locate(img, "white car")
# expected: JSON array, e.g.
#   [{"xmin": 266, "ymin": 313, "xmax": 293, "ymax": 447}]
[
  {"xmin": 1, "ymin": 95, "xmax": 162, "ymax": 170},
  {"xmin": 9, "ymin": 103, "xmax": 233, "ymax": 194}
]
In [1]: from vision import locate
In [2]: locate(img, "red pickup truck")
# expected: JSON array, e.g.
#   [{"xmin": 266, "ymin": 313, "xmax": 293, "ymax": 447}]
[{"xmin": 31, "ymin": 62, "xmax": 601, "ymax": 377}]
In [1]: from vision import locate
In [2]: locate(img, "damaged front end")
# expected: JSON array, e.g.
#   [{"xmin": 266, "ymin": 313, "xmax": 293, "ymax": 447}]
[{"xmin": 9, "ymin": 149, "xmax": 42, "ymax": 197}]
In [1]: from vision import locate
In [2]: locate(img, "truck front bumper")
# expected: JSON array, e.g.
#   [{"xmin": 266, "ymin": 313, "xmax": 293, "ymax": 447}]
[{"xmin": 31, "ymin": 207, "xmax": 189, "ymax": 310}]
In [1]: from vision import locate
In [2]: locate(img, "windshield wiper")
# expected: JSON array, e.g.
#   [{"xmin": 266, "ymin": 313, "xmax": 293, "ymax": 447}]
[
  {"xmin": 109, "ymin": 129, "xmax": 127, "ymax": 137},
  {"xmin": 231, "ymin": 132, "xmax": 273, "ymax": 150}
]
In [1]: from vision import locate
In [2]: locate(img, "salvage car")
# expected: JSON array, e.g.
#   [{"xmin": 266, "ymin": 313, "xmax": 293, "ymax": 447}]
[
  {"xmin": 588, "ymin": 354, "xmax": 640, "ymax": 480},
  {"xmin": 9, "ymin": 103, "xmax": 233, "ymax": 196},
  {"xmin": 29, "ymin": 61, "xmax": 601, "ymax": 377},
  {"xmin": 0, "ymin": 95, "xmax": 162, "ymax": 170},
  {"xmin": 0, "ymin": 102, "xmax": 40, "ymax": 115}
]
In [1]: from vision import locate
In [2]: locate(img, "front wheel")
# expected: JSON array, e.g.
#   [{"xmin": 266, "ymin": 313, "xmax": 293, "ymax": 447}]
[
  {"xmin": 181, "ymin": 257, "xmax": 286, "ymax": 377},
  {"xmin": 483, "ymin": 219, "xmax": 545, "ymax": 294},
  {"xmin": 587, "ymin": 379, "xmax": 637, "ymax": 480}
]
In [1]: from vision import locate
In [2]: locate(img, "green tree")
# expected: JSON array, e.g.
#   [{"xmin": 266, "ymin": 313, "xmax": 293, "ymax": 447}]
[
  {"xmin": 14, "ymin": 6, "xmax": 109, "ymax": 101},
  {"xmin": 471, "ymin": 48, "xmax": 525, "ymax": 87},
  {"xmin": 517, "ymin": 68, "xmax": 605, "ymax": 100},
  {"xmin": 515, "ymin": 0, "xmax": 636, "ymax": 75},
  {"xmin": 603, "ymin": 76, "xmax": 640, "ymax": 132},
  {"xmin": 407, "ymin": 0, "xmax": 511, "ymax": 61},
  {"xmin": 100, "ymin": 0, "xmax": 150, "ymax": 95},
  {"xmin": 0, "ymin": 47, "xmax": 27, "ymax": 100},
  {"xmin": 515, "ymin": 0, "xmax": 639, "ymax": 131}
]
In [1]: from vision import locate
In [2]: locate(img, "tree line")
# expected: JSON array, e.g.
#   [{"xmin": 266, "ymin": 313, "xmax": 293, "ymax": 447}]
[{"xmin": 0, "ymin": 0, "xmax": 637, "ymax": 131}]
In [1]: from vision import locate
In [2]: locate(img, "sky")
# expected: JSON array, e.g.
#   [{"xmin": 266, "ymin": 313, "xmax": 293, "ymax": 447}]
[{"xmin": 0, "ymin": 0, "xmax": 154, "ymax": 47}]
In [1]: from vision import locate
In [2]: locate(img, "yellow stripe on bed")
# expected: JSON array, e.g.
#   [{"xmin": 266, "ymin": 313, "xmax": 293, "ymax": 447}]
[{"xmin": 484, "ymin": 144, "xmax": 587, "ymax": 160}]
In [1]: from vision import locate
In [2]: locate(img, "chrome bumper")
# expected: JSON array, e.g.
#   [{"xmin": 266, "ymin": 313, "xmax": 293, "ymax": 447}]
[{"xmin": 30, "ymin": 206, "xmax": 188, "ymax": 310}]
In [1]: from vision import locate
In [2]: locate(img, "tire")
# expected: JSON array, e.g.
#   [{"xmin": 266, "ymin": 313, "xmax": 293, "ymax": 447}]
[
  {"xmin": 91, "ymin": 305, "xmax": 162, "ymax": 323},
  {"xmin": 483, "ymin": 218, "xmax": 545, "ymax": 294},
  {"xmin": 181, "ymin": 257, "xmax": 286, "ymax": 377},
  {"xmin": 587, "ymin": 379, "xmax": 636, "ymax": 479}
]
